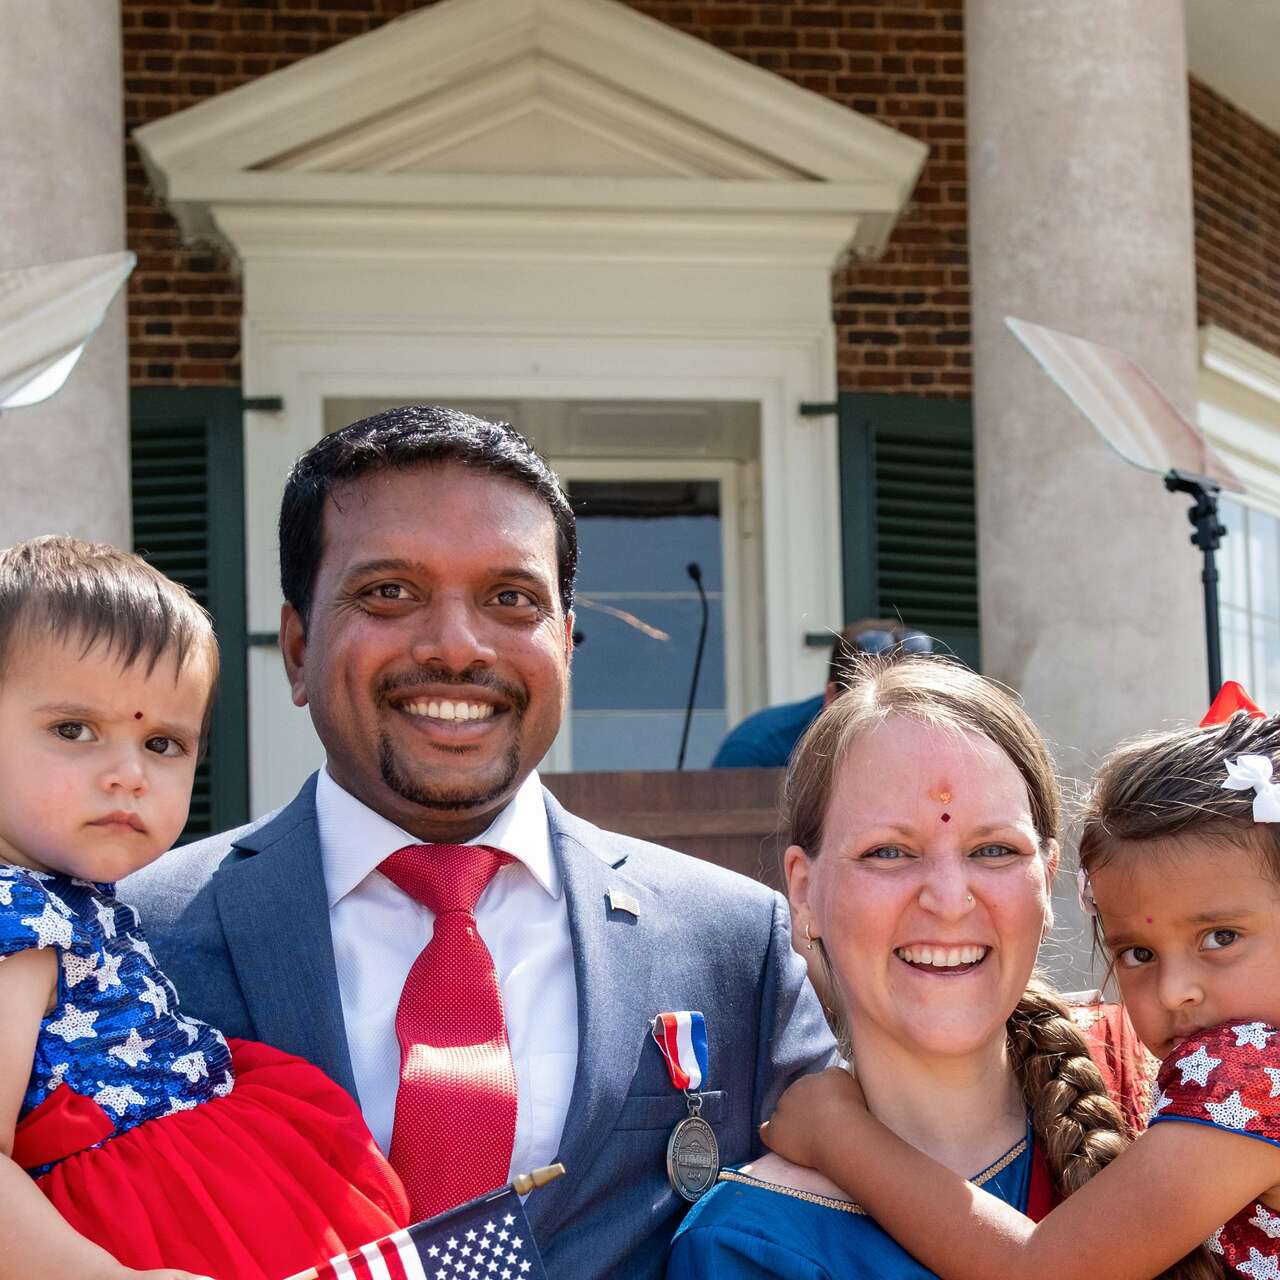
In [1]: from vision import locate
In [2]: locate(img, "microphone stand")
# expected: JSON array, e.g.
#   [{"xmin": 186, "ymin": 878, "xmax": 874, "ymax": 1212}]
[
  {"xmin": 1164, "ymin": 468, "xmax": 1227, "ymax": 700},
  {"xmin": 677, "ymin": 562, "xmax": 709, "ymax": 770}
]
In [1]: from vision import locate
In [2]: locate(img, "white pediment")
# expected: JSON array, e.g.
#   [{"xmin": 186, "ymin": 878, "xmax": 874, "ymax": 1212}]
[
  {"xmin": 136, "ymin": 0, "xmax": 925, "ymax": 261},
  {"xmin": 257, "ymin": 52, "xmax": 805, "ymax": 181}
]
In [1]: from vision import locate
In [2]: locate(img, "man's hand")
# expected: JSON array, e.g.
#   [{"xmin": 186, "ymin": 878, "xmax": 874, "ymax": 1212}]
[{"xmin": 760, "ymin": 1066, "xmax": 867, "ymax": 1173}]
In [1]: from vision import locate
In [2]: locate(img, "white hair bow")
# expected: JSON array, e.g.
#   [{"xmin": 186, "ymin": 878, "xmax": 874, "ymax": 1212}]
[{"xmin": 1222, "ymin": 754, "xmax": 1280, "ymax": 823}]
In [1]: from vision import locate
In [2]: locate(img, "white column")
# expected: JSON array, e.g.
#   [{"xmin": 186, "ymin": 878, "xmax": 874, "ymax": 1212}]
[
  {"xmin": 968, "ymin": 1, "xmax": 1203, "ymax": 983},
  {"xmin": 0, "ymin": 0, "xmax": 129, "ymax": 547}
]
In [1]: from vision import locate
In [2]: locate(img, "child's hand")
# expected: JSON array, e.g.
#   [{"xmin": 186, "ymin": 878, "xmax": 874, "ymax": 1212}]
[{"xmin": 760, "ymin": 1066, "xmax": 868, "ymax": 1173}]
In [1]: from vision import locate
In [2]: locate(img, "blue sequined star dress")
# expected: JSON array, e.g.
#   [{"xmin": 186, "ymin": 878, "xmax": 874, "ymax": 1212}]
[{"xmin": 0, "ymin": 864, "xmax": 408, "ymax": 1280}]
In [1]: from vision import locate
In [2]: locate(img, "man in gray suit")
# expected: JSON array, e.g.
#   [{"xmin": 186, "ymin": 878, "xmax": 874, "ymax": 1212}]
[{"xmin": 124, "ymin": 405, "xmax": 834, "ymax": 1278}]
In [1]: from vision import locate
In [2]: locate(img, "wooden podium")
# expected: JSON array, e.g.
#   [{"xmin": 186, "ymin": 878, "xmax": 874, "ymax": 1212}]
[{"xmin": 541, "ymin": 767, "xmax": 787, "ymax": 890}]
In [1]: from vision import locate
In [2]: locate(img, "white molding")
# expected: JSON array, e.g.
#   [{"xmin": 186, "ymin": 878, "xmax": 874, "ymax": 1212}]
[
  {"xmin": 1198, "ymin": 325, "xmax": 1280, "ymax": 519},
  {"xmin": 1201, "ymin": 324, "xmax": 1280, "ymax": 407}
]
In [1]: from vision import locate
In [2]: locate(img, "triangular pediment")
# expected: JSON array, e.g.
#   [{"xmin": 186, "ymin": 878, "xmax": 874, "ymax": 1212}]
[
  {"xmin": 254, "ymin": 52, "xmax": 805, "ymax": 181},
  {"xmin": 136, "ymin": 0, "xmax": 926, "ymax": 256}
]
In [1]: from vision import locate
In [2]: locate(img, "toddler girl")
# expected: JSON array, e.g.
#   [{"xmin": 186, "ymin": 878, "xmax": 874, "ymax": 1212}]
[
  {"xmin": 0, "ymin": 537, "xmax": 408, "ymax": 1280},
  {"xmin": 762, "ymin": 690, "xmax": 1280, "ymax": 1280}
]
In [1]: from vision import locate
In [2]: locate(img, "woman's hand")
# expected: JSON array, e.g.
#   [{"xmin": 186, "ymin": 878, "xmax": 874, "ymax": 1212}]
[{"xmin": 760, "ymin": 1066, "xmax": 868, "ymax": 1173}]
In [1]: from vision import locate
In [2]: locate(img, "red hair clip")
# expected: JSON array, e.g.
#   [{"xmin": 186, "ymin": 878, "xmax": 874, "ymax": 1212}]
[{"xmin": 1201, "ymin": 681, "xmax": 1266, "ymax": 728}]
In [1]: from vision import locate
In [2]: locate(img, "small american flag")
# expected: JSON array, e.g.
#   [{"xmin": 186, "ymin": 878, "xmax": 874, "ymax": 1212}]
[{"xmin": 293, "ymin": 1185, "xmax": 549, "ymax": 1280}]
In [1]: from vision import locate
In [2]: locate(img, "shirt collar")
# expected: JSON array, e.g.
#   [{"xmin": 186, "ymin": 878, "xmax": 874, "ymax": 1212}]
[{"xmin": 316, "ymin": 766, "xmax": 558, "ymax": 908}]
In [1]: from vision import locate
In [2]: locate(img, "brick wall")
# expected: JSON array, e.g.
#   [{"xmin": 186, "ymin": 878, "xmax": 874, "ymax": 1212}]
[
  {"xmin": 123, "ymin": 0, "xmax": 970, "ymax": 394},
  {"xmin": 1190, "ymin": 77, "xmax": 1280, "ymax": 363}
]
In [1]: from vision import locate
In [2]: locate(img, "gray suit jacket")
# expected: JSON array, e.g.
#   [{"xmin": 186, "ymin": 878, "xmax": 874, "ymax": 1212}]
[{"xmin": 122, "ymin": 777, "xmax": 836, "ymax": 1279}]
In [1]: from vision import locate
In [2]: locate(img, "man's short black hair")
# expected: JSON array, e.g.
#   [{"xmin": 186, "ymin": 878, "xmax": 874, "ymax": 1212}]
[{"xmin": 279, "ymin": 405, "xmax": 578, "ymax": 626}]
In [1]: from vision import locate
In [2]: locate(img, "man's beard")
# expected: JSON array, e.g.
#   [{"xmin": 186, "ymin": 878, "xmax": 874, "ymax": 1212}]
[
  {"xmin": 378, "ymin": 731, "xmax": 523, "ymax": 812},
  {"xmin": 373, "ymin": 663, "xmax": 529, "ymax": 811}
]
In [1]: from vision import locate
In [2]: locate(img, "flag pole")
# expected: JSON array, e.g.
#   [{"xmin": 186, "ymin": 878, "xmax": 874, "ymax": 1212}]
[{"xmin": 282, "ymin": 1165, "xmax": 566, "ymax": 1280}]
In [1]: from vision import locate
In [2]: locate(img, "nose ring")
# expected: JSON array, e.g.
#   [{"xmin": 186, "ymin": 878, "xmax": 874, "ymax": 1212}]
[{"xmin": 966, "ymin": 893, "xmax": 975, "ymax": 905}]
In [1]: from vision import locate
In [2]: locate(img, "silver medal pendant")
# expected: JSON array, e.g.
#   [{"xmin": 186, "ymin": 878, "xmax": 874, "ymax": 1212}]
[{"xmin": 666, "ymin": 1094, "xmax": 720, "ymax": 1201}]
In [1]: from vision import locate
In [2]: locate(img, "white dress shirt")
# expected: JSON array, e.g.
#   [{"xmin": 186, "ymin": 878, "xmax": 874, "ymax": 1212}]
[{"xmin": 317, "ymin": 766, "xmax": 578, "ymax": 1177}]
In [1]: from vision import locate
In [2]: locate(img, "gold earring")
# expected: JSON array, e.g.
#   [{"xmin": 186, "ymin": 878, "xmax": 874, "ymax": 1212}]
[{"xmin": 804, "ymin": 921, "xmax": 816, "ymax": 952}]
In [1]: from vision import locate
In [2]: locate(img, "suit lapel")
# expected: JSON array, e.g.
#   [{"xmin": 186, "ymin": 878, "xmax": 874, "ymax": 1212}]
[
  {"xmin": 530, "ymin": 794, "xmax": 656, "ymax": 1235},
  {"xmin": 212, "ymin": 776, "xmax": 358, "ymax": 1098}
]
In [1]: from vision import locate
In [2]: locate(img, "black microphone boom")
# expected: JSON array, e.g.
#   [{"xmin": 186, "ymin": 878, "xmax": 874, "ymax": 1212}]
[{"xmin": 677, "ymin": 561, "xmax": 709, "ymax": 770}]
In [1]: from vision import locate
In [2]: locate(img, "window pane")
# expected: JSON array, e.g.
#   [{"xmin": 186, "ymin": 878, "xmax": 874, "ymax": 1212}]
[
  {"xmin": 567, "ymin": 478, "xmax": 727, "ymax": 771},
  {"xmin": 1220, "ymin": 498, "xmax": 1250, "ymax": 611},
  {"xmin": 1252, "ymin": 507, "xmax": 1280, "ymax": 622},
  {"xmin": 1221, "ymin": 605, "xmax": 1255, "ymax": 690},
  {"xmin": 1253, "ymin": 615, "xmax": 1280, "ymax": 711}
]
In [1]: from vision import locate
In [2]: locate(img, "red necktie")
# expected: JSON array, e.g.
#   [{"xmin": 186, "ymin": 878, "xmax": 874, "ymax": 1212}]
[{"xmin": 379, "ymin": 843, "xmax": 518, "ymax": 1220}]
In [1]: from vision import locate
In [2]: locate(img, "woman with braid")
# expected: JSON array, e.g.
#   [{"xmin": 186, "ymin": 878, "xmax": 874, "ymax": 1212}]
[{"xmin": 667, "ymin": 657, "xmax": 1142, "ymax": 1279}]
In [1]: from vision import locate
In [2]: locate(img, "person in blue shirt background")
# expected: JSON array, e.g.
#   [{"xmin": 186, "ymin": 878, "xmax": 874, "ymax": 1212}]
[{"xmin": 711, "ymin": 621, "xmax": 933, "ymax": 769}]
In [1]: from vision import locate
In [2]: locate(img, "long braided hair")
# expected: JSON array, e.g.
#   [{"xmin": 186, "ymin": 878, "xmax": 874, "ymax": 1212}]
[{"xmin": 782, "ymin": 658, "xmax": 1216, "ymax": 1269}]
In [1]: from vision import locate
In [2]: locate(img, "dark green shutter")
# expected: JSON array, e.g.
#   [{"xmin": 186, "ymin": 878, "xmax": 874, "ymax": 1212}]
[
  {"xmin": 130, "ymin": 389, "xmax": 248, "ymax": 841},
  {"xmin": 839, "ymin": 393, "xmax": 980, "ymax": 668}
]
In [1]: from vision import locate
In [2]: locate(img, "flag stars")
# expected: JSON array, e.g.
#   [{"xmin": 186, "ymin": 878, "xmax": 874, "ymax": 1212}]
[
  {"xmin": 47, "ymin": 1004, "xmax": 99, "ymax": 1042},
  {"xmin": 466, "ymin": 1229, "xmax": 478, "ymax": 1242},
  {"xmin": 1251, "ymin": 1206, "xmax": 1280, "ymax": 1239},
  {"xmin": 93, "ymin": 1082, "xmax": 145, "ymax": 1115},
  {"xmin": 138, "ymin": 975, "xmax": 169, "ymax": 1019},
  {"xmin": 1239, "ymin": 1248, "xmax": 1280, "ymax": 1279},
  {"xmin": 503, "ymin": 1215, "xmax": 515, "ymax": 1227},
  {"xmin": 1205, "ymin": 1090, "xmax": 1260, "ymax": 1130},
  {"xmin": 92, "ymin": 896, "xmax": 117, "ymax": 938},
  {"xmin": 62, "ymin": 953, "xmax": 100, "ymax": 988},
  {"xmin": 1234, "ymin": 1022, "xmax": 1276, "ymax": 1050},
  {"xmin": 108, "ymin": 1027, "xmax": 154, "ymax": 1068},
  {"xmin": 1173, "ymin": 1044, "xmax": 1222, "ymax": 1087},
  {"xmin": 171, "ymin": 1051, "xmax": 209, "ymax": 1084},
  {"xmin": 21, "ymin": 902, "xmax": 76, "ymax": 949}
]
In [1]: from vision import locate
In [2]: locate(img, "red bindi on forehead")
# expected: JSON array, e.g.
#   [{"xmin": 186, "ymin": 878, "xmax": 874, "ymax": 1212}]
[{"xmin": 134, "ymin": 711, "xmax": 143, "ymax": 720}]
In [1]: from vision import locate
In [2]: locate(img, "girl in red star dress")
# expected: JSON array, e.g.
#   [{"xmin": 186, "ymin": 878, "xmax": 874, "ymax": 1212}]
[
  {"xmin": 759, "ymin": 686, "xmax": 1280, "ymax": 1280},
  {"xmin": 0, "ymin": 538, "xmax": 408, "ymax": 1280}
]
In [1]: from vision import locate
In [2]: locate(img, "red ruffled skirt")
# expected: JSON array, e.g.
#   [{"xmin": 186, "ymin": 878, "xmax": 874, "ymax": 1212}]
[{"xmin": 26, "ymin": 1039, "xmax": 409, "ymax": 1280}]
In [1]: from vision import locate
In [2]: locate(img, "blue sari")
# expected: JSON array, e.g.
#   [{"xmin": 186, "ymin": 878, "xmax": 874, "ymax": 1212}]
[{"xmin": 666, "ymin": 1127, "xmax": 1037, "ymax": 1279}]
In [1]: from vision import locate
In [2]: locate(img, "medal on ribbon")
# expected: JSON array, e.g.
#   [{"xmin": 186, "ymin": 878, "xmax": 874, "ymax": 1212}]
[{"xmin": 651, "ymin": 1011, "xmax": 720, "ymax": 1201}]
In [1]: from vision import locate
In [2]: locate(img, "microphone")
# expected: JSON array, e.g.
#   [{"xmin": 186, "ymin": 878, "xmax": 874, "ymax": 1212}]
[{"xmin": 677, "ymin": 562, "xmax": 709, "ymax": 770}]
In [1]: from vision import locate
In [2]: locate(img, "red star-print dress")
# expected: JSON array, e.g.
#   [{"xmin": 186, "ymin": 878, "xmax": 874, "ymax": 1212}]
[{"xmin": 1150, "ymin": 1021, "xmax": 1280, "ymax": 1278}]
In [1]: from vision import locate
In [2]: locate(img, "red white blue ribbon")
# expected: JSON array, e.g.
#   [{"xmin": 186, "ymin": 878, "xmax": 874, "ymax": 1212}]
[{"xmin": 651, "ymin": 1011, "xmax": 709, "ymax": 1092}]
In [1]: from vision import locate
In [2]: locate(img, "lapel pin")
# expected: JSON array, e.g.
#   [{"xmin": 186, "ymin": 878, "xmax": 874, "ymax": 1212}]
[{"xmin": 607, "ymin": 888, "xmax": 640, "ymax": 918}]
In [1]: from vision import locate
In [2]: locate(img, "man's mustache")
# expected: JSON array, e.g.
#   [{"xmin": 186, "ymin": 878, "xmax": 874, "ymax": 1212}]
[{"xmin": 375, "ymin": 666, "xmax": 529, "ymax": 714}]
